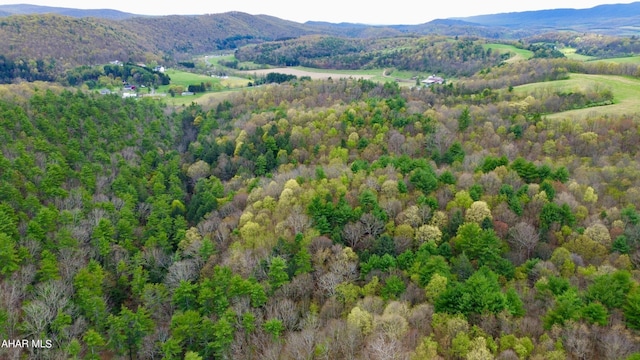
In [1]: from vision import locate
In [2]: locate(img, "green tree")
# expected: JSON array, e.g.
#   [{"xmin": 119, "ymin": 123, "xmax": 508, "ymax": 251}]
[
  {"xmin": 37, "ymin": 249, "xmax": 60, "ymax": 281},
  {"xmin": 74, "ymin": 260, "xmax": 107, "ymax": 328},
  {"xmin": 624, "ymin": 288, "xmax": 640, "ymax": 330},
  {"xmin": 268, "ymin": 256, "xmax": 289, "ymax": 292},
  {"xmin": 293, "ymin": 247, "xmax": 312, "ymax": 275},
  {"xmin": 543, "ymin": 288, "xmax": 583, "ymax": 329},
  {"xmin": 505, "ymin": 287, "xmax": 525, "ymax": 317},
  {"xmin": 381, "ymin": 275, "xmax": 406, "ymax": 300},
  {"xmin": 435, "ymin": 267, "xmax": 506, "ymax": 316},
  {"xmin": 184, "ymin": 351, "xmax": 203, "ymax": 360},
  {"xmin": 263, "ymin": 318, "xmax": 285, "ymax": 341},
  {"xmin": 458, "ymin": 107, "xmax": 471, "ymax": 132},
  {"xmin": 187, "ymin": 176, "xmax": 224, "ymax": 221},
  {"xmin": 454, "ymin": 223, "xmax": 503, "ymax": 270},
  {"xmin": 209, "ymin": 316, "xmax": 235, "ymax": 358},
  {"xmin": 581, "ymin": 302, "xmax": 608, "ymax": 326},
  {"xmin": 171, "ymin": 310, "xmax": 202, "ymax": 351},
  {"xmin": 0, "ymin": 232, "xmax": 20, "ymax": 276},
  {"xmin": 108, "ymin": 306, "xmax": 154, "ymax": 360},
  {"xmin": 83, "ymin": 329, "xmax": 106, "ymax": 360},
  {"xmin": 410, "ymin": 168, "xmax": 438, "ymax": 195},
  {"xmin": 586, "ymin": 270, "xmax": 633, "ymax": 309},
  {"xmin": 173, "ymin": 280, "xmax": 198, "ymax": 311}
]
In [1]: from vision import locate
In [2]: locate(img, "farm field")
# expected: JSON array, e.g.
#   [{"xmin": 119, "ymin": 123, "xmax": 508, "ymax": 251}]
[
  {"xmin": 157, "ymin": 69, "xmax": 248, "ymax": 106},
  {"xmin": 514, "ymin": 73, "xmax": 640, "ymax": 119},
  {"xmin": 591, "ymin": 55, "xmax": 640, "ymax": 64},
  {"xmin": 560, "ymin": 47, "xmax": 596, "ymax": 61},
  {"xmin": 238, "ymin": 67, "xmax": 377, "ymax": 80},
  {"xmin": 237, "ymin": 66, "xmax": 426, "ymax": 85},
  {"xmin": 483, "ymin": 43, "xmax": 534, "ymax": 62}
]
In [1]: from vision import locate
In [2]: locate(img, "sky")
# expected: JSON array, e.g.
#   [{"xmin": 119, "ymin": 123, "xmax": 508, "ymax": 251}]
[{"xmin": 0, "ymin": 0, "xmax": 637, "ymax": 24}]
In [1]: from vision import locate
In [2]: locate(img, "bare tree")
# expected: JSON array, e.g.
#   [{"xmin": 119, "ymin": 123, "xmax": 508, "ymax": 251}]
[
  {"xmin": 508, "ymin": 222, "xmax": 539, "ymax": 263},
  {"xmin": 563, "ymin": 322, "xmax": 594, "ymax": 360},
  {"xmin": 284, "ymin": 328, "xmax": 317, "ymax": 360},
  {"xmin": 317, "ymin": 272, "xmax": 343, "ymax": 298},
  {"xmin": 366, "ymin": 333, "xmax": 407, "ymax": 360},
  {"xmin": 388, "ymin": 131, "xmax": 406, "ymax": 156},
  {"xmin": 285, "ymin": 209, "xmax": 311, "ymax": 235},
  {"xmin": 164, "ymin": 259, "xmax": 199, "ymax": 289},
  {"xmin": 21, "ymin": 300, "xmax": 56, "ymax": 338},
  {"xmin": 266, "ymin": 298, "xmax": 299, "ymax": 330},
  {"xmin": 343, "ymin": 222, "xmax": 366, "ymax": 250},
  {"xmin": 597, "ymin": 325, "xmax": 637, "ymax": 360},
  {"xmin": 360, "ymin": 213, "xmax": 385, "ymax": 238}
]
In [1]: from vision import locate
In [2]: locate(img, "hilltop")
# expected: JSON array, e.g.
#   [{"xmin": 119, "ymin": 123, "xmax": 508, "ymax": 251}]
[{"xmin": 0, "ymin": 3, "xmax": 138, "ymax": 19}]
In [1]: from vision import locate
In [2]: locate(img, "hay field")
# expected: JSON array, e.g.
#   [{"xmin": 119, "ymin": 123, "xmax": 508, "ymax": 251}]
[{"xmin": 239, "ymin": 67, "xmax": 376, "ymax": 80}]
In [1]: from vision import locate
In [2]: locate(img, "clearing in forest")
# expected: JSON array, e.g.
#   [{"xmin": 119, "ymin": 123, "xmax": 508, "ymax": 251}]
[
  {"xmin": 238, "ymin": 67, "xmax": 376, "ymax": 80},
  {"xmin": 483, "ymin": 43, "xmax": 534, "ymax": 63},
  {"xmin": 515, "ymin": 73, "xmax": 640, "ymax": 119}
]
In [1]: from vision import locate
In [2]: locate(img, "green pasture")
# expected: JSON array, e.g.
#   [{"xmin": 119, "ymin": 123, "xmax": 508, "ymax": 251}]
[
  {"xmin": 591, "ymin": 55, "xmax": 640, "ymax": 64},
  {"xmin": 514, "ymin": 73, "xmax": 640, "ymax": 119},
  {"xmin": 158, "ymin": 69, "xmax": 219, "ymax": 91},
  {"xmin": 560, "ymin": 48, "xmax": 595, "ymax": 61},
  {"xmin": 483, "ymin": 44, "xmax": 534, "ymax": 62},
  {"xmin": 155, "ymin": 68, "xmax": 249, "ymax": 106}
]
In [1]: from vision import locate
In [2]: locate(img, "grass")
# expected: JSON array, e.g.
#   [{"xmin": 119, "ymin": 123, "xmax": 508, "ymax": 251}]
[
  {"xmin": 155, "ymin": 68, "xmax": 249, "ymax": 107},
  {"xmin": 513, "ymin": 73, "xmax": 640, "ymax": 119},
  {"xmin": 157, "ymin": 69, "xmax": 219, "ymax": 91},
  {"xmin": 483, "ymin": 44, "xmax": 534, "ymax": 62},
  {"xmin": 560, "ymin": 48, "xmax": 595, "ymax": 61},
  {"xmin": 236, "ymin": 65, "xmax": 424, "ymax": 86},
  {"xmin": 591, "ymin": 56, "xmax": 640, "ymax": 64}
]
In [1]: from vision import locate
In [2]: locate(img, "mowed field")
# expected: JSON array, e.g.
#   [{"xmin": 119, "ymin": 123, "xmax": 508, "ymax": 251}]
[
  {"xmin": 157, "ymin": 69, "xmax": 248, "ymax": 106},
  {"xmin": 239, "ymin": 67, "xmax": 376, "ymax": 80},
  {"xmin": 483, "ymin": 44, "xmax": 534, "ymax": 62},
  {"xmin": 591, "ymin": 55, "xmax": 640, "ymax": 64},
  {"xmin": 560, "ymin": 48, "xmax": 595, "ymax": 61},
  {"xmin": 158, "ymin": 69, "xmax": 247, "ymax": 91},
  {"xmin": 514, "ymin": 73, "xmax": 640, "ymax": 119}
]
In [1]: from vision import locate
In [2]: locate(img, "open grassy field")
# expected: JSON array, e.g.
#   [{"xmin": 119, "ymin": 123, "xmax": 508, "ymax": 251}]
[
  {"xmin": 483, "ymin": 44, "xmax": 534, "ymax": 62},
  {"xmin": 238, "ymin": 67, "xmax": 378, "ymax": 80},
  {"xmin": 560, "ymin": 48, "xmax": 595, "ymax": 61},
  {"xmin": 514, "ymin": 73, "xmax": 640, "ymax": 119},
  {"xmin": 155, "ymin": 69, "xmax": 249, "ymax": 106},
  {"xmin": 159, "ymin": 69, "xmax": 218, "ymax": 89},
  {"xmin": 591, "ymin": 56, "xmax": 640, "ymax": 64},
  {"xmin": 237, "ymin": 66, "xmax": 424, "ymax": 85}
]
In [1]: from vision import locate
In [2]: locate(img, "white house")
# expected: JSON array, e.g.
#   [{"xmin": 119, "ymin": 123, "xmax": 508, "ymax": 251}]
[{"xmin": 422, "ymin": 74, "xmax": 444, "ymax": 86}]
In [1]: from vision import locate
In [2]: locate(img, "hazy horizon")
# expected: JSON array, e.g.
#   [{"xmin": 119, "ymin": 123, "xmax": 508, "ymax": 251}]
[{"xmin": 0, "ymin": 0, "xmax": 637, "ymax": 25}]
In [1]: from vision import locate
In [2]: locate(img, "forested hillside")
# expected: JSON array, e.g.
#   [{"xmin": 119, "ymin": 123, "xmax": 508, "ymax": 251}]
[
  {"xmin": 234, "ymin": 36, "xmax": 507, "ymax": 76},
  {"xmin": 0, "ymin": 14, "xmax": 156, "ymax": 70},
  {"xmin": 0, "ymin": 12, "xmax": 315, "ymax": 78},
  {"xmin": 2, "ymin": 48, "xmax": 640, "ymax": 360}
]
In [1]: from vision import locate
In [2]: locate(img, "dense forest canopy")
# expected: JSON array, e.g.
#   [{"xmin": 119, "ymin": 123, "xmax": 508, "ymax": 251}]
[{"xmin": 1, "ymin": 13, "xmax": 640, "ymax": 359}]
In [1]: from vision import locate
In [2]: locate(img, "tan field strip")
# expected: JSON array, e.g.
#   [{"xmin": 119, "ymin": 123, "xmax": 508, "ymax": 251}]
[{"xmin": 238, "ymin": 67, "xmax": 375, "ymax": 80}]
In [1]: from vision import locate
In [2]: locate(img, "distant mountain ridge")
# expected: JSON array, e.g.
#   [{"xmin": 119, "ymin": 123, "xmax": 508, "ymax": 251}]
[
  {"xmin": 0, "ymin": 2, "xmax": 638, "ymax": 72},
  {"xmin": 0, "ymin": 3, "xmax": 138, "ymax": 19},
  {"xmin": 455, "ymin": 2, "xmax": 640, "ymax": 35}
]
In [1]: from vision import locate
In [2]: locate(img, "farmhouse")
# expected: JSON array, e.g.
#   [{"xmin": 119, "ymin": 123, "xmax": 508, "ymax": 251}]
[{"xmin": 422, "ymin": 74, "xmax": 444, "ymax": 86}]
